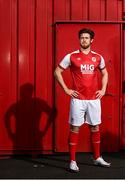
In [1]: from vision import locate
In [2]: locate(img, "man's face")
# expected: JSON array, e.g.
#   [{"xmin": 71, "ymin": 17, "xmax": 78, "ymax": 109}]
[{"xmin": 79, "ymin": 33, "xmax": 93, "ymax": 49}]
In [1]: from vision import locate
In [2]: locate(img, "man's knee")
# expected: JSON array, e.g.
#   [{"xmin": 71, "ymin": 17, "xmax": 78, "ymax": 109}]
[
  {"xmin": 90, "ymin": 125, "xmax": 99, "ymax": 132},
  {"xmin": 70, "ymin": 124, "xmax": 80, "ymax": 132}
]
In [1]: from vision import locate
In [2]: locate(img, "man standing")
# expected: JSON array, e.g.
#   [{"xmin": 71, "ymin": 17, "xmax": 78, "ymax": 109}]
[{"xmin": 54, "ymin": 28, "xmax": 111, "ymax": 172}]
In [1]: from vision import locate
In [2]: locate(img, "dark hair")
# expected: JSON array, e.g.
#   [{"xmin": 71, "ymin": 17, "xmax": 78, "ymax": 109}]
[{"xmin": 78, "ymin": 28, "xmax": 95, "ymax": 39}]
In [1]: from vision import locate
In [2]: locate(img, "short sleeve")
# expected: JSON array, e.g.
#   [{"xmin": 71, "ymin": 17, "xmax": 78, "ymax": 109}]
[
  {"xmin": 59, "ymin": 54, "xmax": 71, "ymax": 69},
  {"xmin": 99, "ymin": 56, "xmax": 105, "ymax": 70}
]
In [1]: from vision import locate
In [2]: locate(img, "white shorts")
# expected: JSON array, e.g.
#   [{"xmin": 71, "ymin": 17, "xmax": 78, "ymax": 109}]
[{"xmin": 69, "ymin": 98, "xmax": 101, "ymax": 126}]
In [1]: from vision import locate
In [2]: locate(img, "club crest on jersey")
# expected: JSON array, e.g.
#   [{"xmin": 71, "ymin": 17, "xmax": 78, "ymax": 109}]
[
  {"xmin": 92, "ymin": 57, "xmax": 96, "ymax": 62},
  {"xmin": 77, "ymin": 57, "xmax": 81, "ymax": 61},
  {"xmin": 80, "ymin": 64, "xmax": 94, "ymax": 74}
]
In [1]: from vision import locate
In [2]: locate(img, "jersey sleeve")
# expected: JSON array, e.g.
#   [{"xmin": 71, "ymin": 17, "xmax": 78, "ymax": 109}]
[
  {"xmin": 59, "ymin": 54, "xmax": 71, "ymax": 70},
  {"xmin": 99, "ymin": 56, "xmax": 105, "ymax": 70}
]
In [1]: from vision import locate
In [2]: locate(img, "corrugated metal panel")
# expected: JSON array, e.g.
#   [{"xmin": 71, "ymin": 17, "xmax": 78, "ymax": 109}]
[
  {"xmin": 54, "ymin": 0, "xmax": 123, "ymax": 21},
  {"xmin": 0, "ymin": 0, "xmax": 124, "ymax": 154},
  {"xmin": 0, "ymin": 0, "xmax": 54, "ymax": 154},
  {"xmin": 0, "ymin": 0, "xmax": 17, "ymax": 153},
  {"xmin": 71, "ymin": 0, "xmax": 87, "ymax": 20},
  {"xmin": 35, "ymin": 0, "xmax": 53, "ymax": 152},
  {"xmin": 106, "ymin": 0, "xmax": 119, "ymax": 20},
  {"xmin": 89, "ymin": 0, "xmax": 104, "ymax": 20},
  {"xmin": 121, "ymin": 0, "xmax": 125, "ymax": 149},
  {"xmin": 54, "ymin": 0, "xmax": 70, "ymax": 20}
]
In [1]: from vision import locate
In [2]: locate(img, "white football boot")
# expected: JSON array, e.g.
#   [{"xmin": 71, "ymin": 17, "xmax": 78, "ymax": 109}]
[
  {"xmin": 93, "ymin": 156, "xmax": 111, "ymax": 167},
  {"xmin": 69, "ymin": 160, "xmax": 79, "ymax": 172}
]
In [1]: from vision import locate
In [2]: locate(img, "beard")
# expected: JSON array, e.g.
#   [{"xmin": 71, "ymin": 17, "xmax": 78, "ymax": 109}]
[{"xmin": 80, "ymin": 43, "xmax": 90, "ymax": 49}]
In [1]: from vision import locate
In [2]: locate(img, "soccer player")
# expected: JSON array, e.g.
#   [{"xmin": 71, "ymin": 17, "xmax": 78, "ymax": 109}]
[{"xmin": 54, "ymin": 28, "xmax": 111, "ymax": 172}]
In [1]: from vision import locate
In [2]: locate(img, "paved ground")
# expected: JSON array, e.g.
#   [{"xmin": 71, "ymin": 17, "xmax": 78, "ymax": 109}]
[{"xmin": 0, "ymin": 151, "xmax": 125, "ymax": 179}]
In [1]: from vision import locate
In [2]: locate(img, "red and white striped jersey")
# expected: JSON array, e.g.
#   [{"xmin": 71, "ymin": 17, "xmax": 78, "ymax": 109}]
[{"xmin": 59, "ymin": 50, "xmax": 105, "ymax": 100}]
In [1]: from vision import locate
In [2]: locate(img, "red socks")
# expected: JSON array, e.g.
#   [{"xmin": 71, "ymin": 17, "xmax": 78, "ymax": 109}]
[
  {"xmin": 69, "ymin": 130, "xmax": 100, "ymax": 161},
  {"xmin": 91, "ymin": 131, "xmax": 100, "ymax": 160},
  {"xmin": 69, "ymin": 130, "xmax": 79, "ymax": 161}
]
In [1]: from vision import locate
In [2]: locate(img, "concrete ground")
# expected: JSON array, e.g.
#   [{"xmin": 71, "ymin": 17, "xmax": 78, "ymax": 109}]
[{"xmin": 0, "ymin": 151, "xmax": 125, "ymax": 179}]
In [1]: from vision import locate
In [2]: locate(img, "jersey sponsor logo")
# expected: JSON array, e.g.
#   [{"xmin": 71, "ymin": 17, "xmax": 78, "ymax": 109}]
[{"xmin": 80, "ymin": 64, "xmax": 94, "ymax": 74}]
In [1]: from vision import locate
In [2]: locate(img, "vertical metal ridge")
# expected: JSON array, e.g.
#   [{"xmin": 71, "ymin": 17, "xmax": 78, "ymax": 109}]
[
  {"xmin": 119, "ymin": 23, "xmax": 124, "ymax": 149},
  {"xmin": 52, "ymin": 0, "xmax": 54, "ymax": 23},
  {"xmin": 10, "ymin": 0, "xmax": 13, "ymax": 86},
  {"xmin": 117, "ymin": 0, "xmax": 119, "ymax": 21},
  {"xmin": 82, "ymin": 0, "xmax": 84, "ymax": 20},
  {"xmin": 34, "ymin": 0, "xmax": 36, "ymax": 98},
  {"xmin": 69, "ymin": 0, "xmax": 72, "ymax": 20},
  {"xmin": 122, "ymin": 0, "xmax": 125, "ymax": 21},
  {"xmin": 28, "ymin": 0, "xmax": 30, "ymax": 81},
  {"xmin": 16, "ymin": 0, "xmax": 19, "ymax": 102},
  {"xmin": 52, "ymin": 0, "xmax": 57, "ymax": 152},
  {"xmin": 46, "ymin": 0, "xmax": 49, "ymax": 102},
  {"xmin": 105, "ymin": 0, "xmax": 107, "ymax": 21},
  {"xmin": 87, "ymin": 0, "xmax": 90, "ymax": 20}
]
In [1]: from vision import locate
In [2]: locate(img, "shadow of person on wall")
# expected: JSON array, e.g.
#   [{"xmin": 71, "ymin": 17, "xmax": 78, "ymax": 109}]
[{"xmin": 4, "ymin": 83, "xmax": 56, "ymax": 156}]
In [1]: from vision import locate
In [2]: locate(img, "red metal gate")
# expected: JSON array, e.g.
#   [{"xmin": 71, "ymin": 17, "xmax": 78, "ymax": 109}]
[{"xmin": 55, "ymin": 23, "xmax": 121, "ymax": 152}]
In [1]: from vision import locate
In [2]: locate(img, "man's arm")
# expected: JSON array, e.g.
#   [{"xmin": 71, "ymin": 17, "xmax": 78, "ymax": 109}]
[
  {"xmin": 54, "ymin": 66, "xmax": 79, "ymax": 98},
  {"xmin": 95, "ymin": 68, "xmax": 108, "ymax": 99}
]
